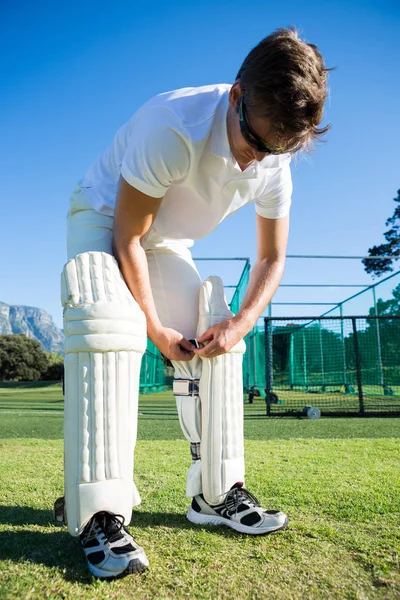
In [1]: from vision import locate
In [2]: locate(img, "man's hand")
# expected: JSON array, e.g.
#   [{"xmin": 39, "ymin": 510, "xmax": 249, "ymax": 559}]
[
  {"xmin": 193, "ymin": 317, "xmax": 246, "ymax": 358},
  {"xmin": 155, "ymin": 327, "xmax": 196, "ymax": 361}
]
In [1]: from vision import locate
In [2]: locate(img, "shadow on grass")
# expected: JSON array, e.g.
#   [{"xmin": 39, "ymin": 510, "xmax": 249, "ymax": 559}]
[
  {"xmin": 0, "ymin": 505, "xmax": 211, "ymax": 532},
  {"xmin": 0, "ymin": 506, "xmax": 56, "ymax": 526},
  {"xmin": 0, "ymin": 528, "xmax": 96, "ymax": 584},
  {"xmin": 0, "ymin": 506, "xmax": 275, "ymax": 541},
  {"xmin": 0, "ymin": 506, "xmax": 249, "ymax": 582}
]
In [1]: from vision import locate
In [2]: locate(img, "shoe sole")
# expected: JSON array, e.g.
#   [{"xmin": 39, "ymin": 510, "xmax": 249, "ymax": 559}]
[
  {"xmin": 187, "ymin": 507, "xmax": 288, "ymax": 535},
  {"xmin": 87, "ymin": 553, "xmax": 149, "ymax": 579},
  {"xmin": 53, "ymin": 496, "xmax": 67, "ymax": 524}
]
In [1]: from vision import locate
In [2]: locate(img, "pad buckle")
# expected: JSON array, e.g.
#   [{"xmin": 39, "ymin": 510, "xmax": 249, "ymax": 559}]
[{"xmin": 173, "ymin": 379, "xmax": 200, "ymax": 397}]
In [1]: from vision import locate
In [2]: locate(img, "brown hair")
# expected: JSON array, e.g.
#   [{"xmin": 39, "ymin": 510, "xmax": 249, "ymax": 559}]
[{"xmin": 236, "ymin": 27, "xmax": 331, "ymax": 151}]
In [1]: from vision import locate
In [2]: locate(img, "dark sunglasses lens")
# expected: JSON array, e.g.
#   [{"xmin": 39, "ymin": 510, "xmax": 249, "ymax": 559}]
[{"xmin": 240, "ymin": 101, "xmax": 274, "ymax": 153}]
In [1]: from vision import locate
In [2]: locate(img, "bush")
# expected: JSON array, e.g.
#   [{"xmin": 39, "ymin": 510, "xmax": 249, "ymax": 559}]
[
  {"xmin": 42, "ymin": 360, "xmax": 64, "ymax": 381},
  {"xmin": 0, "ymin": 334, "xmax": 49, "ymax": 381}
]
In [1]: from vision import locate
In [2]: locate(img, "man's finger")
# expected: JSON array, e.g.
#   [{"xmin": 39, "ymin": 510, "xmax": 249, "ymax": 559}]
[
  {"xmin": 175, "ymin": 347, "xmax": 194, "ymax": 361},
  {"xmin": 179, "ymin": 337, "xmax": 196, "ymax": 351},
  {"xmin": 196, "ymin": 329, "xmax": 214, "ymax": 344},
  {"xmin": 194, "ymin": 340, "xmax": 219, "ymax": 358}
]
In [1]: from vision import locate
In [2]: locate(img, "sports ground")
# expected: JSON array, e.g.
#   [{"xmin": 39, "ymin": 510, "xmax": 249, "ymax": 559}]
[{"xmin": 0, "ymin": 382, "xmax": 399, "ymax": 599}]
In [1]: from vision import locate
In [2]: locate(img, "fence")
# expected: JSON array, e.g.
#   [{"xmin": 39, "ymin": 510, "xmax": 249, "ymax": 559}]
[
  {"xmin": 138, "ymin": 258, "xmax": 400, "ymax": 402},
  {"xmin": 264, "ymin": 315, "xmax": 400, "ymax": 416}
]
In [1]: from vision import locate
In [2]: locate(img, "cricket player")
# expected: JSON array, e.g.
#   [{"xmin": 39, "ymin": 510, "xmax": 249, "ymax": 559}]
[{"xmin": 62, "ymin": 27, "xmax": 329, "ymax": 578}]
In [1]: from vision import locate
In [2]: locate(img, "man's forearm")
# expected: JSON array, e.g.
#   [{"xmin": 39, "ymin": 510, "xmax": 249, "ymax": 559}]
[
  {"xmin": 113, "ymin": 239, "xmax": 162, "ymax": 340},
  {"xmin": 233, "ymin": 258, "xmax": 285, "ymax": 335}
]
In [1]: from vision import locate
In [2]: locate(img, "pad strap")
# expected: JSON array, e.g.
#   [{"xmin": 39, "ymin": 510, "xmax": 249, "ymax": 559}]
[
  {"xmin": 173, "ymin": 379, "xmax": 200, "ymax": 397},
  {"xmin": 172, "ymin": 357, "xmax": 202, "ymax": 497}
]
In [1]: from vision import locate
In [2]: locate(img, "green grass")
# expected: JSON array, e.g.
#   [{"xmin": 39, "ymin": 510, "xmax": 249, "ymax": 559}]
[{"xmin": 0, "ymin": 383, "xmax": 399, "ymax": 599}]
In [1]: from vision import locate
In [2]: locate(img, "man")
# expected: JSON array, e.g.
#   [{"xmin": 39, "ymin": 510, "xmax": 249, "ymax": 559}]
[{"xmin": 62, "ymin": 27, "xmax": 329, "ymax": 579}]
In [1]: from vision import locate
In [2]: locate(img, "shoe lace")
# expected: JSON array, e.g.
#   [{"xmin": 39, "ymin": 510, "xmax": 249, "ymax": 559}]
[
  {"xmin": 81, "ymin": 517, "xmax": 102, "ymax": 544},
  {"xmin": 101, "ymin": 512, "xmax": 126, "ymax": 543},
  {"xmin": 224, "ymin": 485, "xmax": 261, "ymax": 515},
  {"xmin": 82, "ymin": 512, "xmax": 126, "ymax": 544}
]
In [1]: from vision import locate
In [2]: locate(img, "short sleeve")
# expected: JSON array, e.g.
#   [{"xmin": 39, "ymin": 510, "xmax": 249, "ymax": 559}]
[
  {"xmin": 121, "ymin": 107, "xmax": 191, "ymax": 198},
  {"xmin": 255, "ymin": 157, "xmax": 293, "ymax": 219}
]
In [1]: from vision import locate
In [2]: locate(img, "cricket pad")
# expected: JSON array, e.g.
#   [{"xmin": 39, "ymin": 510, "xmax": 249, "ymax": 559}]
[{"xmin": 62, "ymin": 251, "xmax": 146, "ymax": 536}]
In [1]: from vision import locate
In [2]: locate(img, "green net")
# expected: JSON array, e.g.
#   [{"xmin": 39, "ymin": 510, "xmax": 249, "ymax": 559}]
[
  {"xmin": 139, "ymin": 339, "xmax": 171, "ymax": 394},
  {"xmin": 244, "ymin": 326, "xmax": 266, "ymax": 393},
  {"xmin": 265, "ymin": 316, "xmax": 400, "ymax": 415},
  {"xmin": 229, "ymin": 260, "xmax": 256, "ymax": 394},
  {"xmin": 229, "ymin": 260, "xmax": 250, "ymax": 315}
]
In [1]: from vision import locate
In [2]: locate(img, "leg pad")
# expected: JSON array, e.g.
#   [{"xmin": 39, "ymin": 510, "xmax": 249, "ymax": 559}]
[{"xmin": 62, "ymin": 252, "xmax": 146, "ymax": 536}]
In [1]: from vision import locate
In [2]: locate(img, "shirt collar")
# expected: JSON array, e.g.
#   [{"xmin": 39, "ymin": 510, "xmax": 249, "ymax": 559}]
[{"xmin": 210, "ymin": 89, "xmax": 232, "ymax": 160}]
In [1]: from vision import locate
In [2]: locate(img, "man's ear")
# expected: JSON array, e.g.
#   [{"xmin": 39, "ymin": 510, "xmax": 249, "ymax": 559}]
[{"xmin": 228, "ymin": 80, "xmax": 242, "ymax": 109}]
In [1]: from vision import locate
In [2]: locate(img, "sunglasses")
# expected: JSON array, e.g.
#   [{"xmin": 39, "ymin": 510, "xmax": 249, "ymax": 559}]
[{"xmin": 238, "ymin": 94, "xmax": 287, "ymax": 155}]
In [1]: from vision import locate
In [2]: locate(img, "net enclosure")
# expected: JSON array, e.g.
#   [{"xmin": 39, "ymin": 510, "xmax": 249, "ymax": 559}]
[
  {"xmin": 137, "ymin": 259, "xmax": 400, "ymax": 415},
  {"xmin": 264, "ymin": 316, "xmax": 400, "ymax": 416}
]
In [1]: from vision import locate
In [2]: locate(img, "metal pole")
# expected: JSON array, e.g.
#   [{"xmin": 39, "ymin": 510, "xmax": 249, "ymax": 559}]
[
  {"xmin": 318, "ymin": 320, "xmax": 325, "ymax": 388},
  {"xmin": 289, "ymin": 333, "xmax": 294, "ymax": 388},
  {"xmin": 320, "ymin": 270, "xmax": 400, "ymax": 318},
  {"xmin": 264, "ymin": 318, "xmax": 273, "ymax": 416},
  {"xmin": 271, "ymin": 302, "xmax": 338, "ymax": 306},
  {"xmin": 302, "ymin": 329, "xmax": 308, "ymax": 389},
  {"xmin": 286, "ymin": 254, "xmax": 400, "ymax": 260},
  {"xmin": 153, "ymin": 352, "xmax": 157, "ymax": 385},
  {"xmin": 246, "ymin": 331, "xmax": 251, "ymax": 391},
  {"xmin": 253, "ymin": 329, "xmax": 257, "ymax": 386},
  {"xmin": 351, "ymin": 318, "xmax": 365, "ymax": 414},
  {"xmin": 279, "ymin": 284, "xmax": 369, "ymax": 288},
  {"xmin": 372, "ymin": 286, "xmax": 385, "ymax": 389},
  {"xmin": 339, "ymin": 304, "xmax": 347, "ymax": 386}
]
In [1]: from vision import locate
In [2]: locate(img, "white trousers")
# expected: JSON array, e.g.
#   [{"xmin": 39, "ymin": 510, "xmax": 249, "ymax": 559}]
[
  {"xmin": 67, "ymin": 183, "xmax": 203, "ymax": 339},
  {"xmin": 64, "ymin": 183, "xmax": 246, "ymax": 530}
]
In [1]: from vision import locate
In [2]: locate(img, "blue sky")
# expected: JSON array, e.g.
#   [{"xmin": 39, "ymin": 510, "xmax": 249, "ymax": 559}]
[{"xmin": 1, "ymin": 0, "xmax": 399, "ymax": 328}]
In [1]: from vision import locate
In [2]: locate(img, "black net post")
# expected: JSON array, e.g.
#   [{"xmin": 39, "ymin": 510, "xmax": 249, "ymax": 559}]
[
  {"xmin": 245, "ymin": 333, "xmax": 251, "ymax": 391},
  {"xmin": 351, "ymin": 317, "xmax": 365, "ymax": 414},
  {"xmin": 302, "ymin": 329, "xmax": 308, "ymax": 387},
  {"xmin": 339, "ymin": 304, "xmax": 348, "ymax": 386},
  {"xmin": 264, "ymin": 318, "xmax": 273, "ymax": 416},
  {"xmin": 318, "ymin": 320, "xmax": 325, "ymax": 388},
  {"xmin": 252, "ymin": 329, "xmax": 257, "ymax": 388}
]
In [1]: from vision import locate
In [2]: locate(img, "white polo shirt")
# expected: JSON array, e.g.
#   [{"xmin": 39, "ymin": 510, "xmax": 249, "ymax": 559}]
[{"xmin": 81, "ymin": 84, "xmax": 292, "ymax": 243}]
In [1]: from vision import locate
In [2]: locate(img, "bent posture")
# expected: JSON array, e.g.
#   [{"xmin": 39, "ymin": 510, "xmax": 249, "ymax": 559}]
[{"xmin": 62, "ymin": 28, "xmax": 329, "ymax": 578}]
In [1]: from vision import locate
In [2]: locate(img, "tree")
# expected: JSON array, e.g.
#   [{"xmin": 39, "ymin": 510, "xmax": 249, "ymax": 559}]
[
  {"xmin": 362, "ymin": 189, "xmax": 400, "ymax": 277},
  {"xmin": 342, "ymin": 283, "xmax": 400, "ymax": 385},
  {"xmin": 367, "ymin": 282, "xmax": 400, "ymax": 316},
  {"xmin": 42, "ymin": 352, "xmax": 64, "ymax": 381},
  {"xmin": 0, "ymin": 334, "xmax": 49, "ymax": 381}
]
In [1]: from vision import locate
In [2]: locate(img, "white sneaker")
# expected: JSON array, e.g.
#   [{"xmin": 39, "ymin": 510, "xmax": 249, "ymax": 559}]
[
  {"xmin": 80, "ymin": 511, "xmax": 149, "ymax": 579},
  {"xmin": 187, "ymin": 483, "xmax": 288, "ymax": 535}
]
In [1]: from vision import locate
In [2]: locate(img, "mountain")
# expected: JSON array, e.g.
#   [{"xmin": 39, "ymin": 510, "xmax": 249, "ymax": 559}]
[{"xmin": 0, "ymin": 302, "xmax": 64, "ymax": 353}]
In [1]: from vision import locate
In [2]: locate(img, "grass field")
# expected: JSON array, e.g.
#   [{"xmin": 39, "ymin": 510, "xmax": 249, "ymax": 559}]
[{"xmin": 0, "ymin": 382, "xmax": 399, "ymax": 599}]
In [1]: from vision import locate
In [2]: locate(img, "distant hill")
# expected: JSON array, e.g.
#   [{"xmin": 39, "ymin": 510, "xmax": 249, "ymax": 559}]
[{"xmin": 0, "ymin": 302, "xmax": 64, "ymax": 353}]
